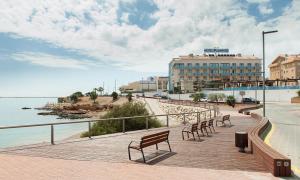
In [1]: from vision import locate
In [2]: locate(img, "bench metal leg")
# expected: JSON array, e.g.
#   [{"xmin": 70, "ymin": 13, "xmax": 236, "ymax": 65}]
[
  {"xmin": 208, "ymin": 127, "xmax": 212, "ymax": 133},
  {"xmin": 192, "ymin": 132, "xmax": 195, "ymax": 140},
  {"xmin": 212, "ymin": 125, "xmax": 215, "ymax": 132},
  {"xmin": 200, "ymin": 129, "xmax": 205, "ymax": 136},
  {"xmin": 196, "ymin": 131, "xmax": 201, "ymax": 139},
  {"xmin": 141, "ymin": 149, "xmax": 146, "ymax": 163},
  {"xmin": 156, "ymin": 144, "xmax": 158, "ymax": 150},
  {"xmin": 182, "ymin": 131, "xmax": 185, "ymax": 140},
  {"xmin": 167, "ymin": 140, "xmax": 172, "ymax": 152},
  {"xmin": 204, "ymin": 128, "xmax": 209, "ymax": 136},
  {"xmin": 128, "ymin": 147, "xmax": 132, "ymax": 160}
]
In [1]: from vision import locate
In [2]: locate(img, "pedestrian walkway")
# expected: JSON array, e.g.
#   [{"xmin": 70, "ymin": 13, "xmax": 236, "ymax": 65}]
[
  {"xmin": 0, "ymin": 154, "xmax": 277, "ymax": 180},
  {"xmin": 1, "ymin": 112, "xmax": 268, "ymax": 173}
]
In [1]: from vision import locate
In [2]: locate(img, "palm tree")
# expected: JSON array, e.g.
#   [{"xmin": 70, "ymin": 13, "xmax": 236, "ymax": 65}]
[{"xmin": 97, "ymin": 87, "xmax": 104, "ymax": 96}]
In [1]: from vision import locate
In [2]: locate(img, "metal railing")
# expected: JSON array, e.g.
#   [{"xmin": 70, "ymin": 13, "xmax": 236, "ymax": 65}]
[
  {"xmin": 0, "ymin": 108, "xmax": 216, "ymax": 146},
  {"xmin": 159, "ymin": 99, "xmax": 215, "ymax": 109}
]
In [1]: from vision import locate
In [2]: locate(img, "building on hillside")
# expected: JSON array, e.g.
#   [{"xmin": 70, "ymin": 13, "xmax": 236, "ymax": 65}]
[
  {"xmin": 269, "ymin": 54, "xmax": 300, "ymax": 86},
  {"xmin": 119, "ymin": 76, "xmax": 168, "ymax": 93},
  {"xmin": 156, "ymin": 76, "xmax": 168, "ymax": 92},
  {"xmin": 168, "ymin": 48, "xmax": 262, "ymax": 93}
]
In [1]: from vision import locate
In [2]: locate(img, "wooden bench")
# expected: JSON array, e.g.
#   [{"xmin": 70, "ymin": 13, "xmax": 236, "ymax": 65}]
[
  {"xmin": 199, "ymin": 121, "xmax": 209, "ymax": 136},
  {"xmin": 216, "ymin": 114, "xmax": 231, "ymax": 127},
  {"xmin": 128, "ymin": 130, "xmax": 171, "ymax": 163},
  {"xmin": 182, "ymin": 123, "xmax": 200, "ymax": 140},
  {"xmin": 207, "ymin": 119, "xmax": 215, "ymax": 133}
]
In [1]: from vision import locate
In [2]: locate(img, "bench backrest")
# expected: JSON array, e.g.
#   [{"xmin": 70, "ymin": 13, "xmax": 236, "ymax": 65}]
[
  {"xmin": 200, "ymin": 121, "xmax": 207, "ymax": 128},
  {"xmin": 208, "ymin": 119, "xmax": 214, "ymax": 126},
  {"xmin": 191, "ymin": 123, "xmax": 198, "ymax": 132},
  {"xmin": 223, "ymin": 115, "xmax": 230, "ymax": 121},
  {"xmin": 140, "ymin": 130, "xmax": 170, "ymax": 148}
]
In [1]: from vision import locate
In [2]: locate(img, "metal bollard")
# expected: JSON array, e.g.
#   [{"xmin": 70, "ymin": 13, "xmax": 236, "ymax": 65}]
[
  {"xmin": 146, "ymin": 117, "xmax": 149, "ymax": 130},
  {"xmin": 122, "ymin": 119, "xmax": 125, "ymax": 133},
  {"xmin": 51, "ymin": 125, "xmax": 54, "ymax": 145},
  {"xmin": 166, "ymin": 115, "xmax": 169, "ymax": 127},
  {"xmin": 183, "ymin": 114, "xmax": 186, "ymax": 124},
  {"xmin": 88, "ymin": 122, "xmax": 91, "ymax": 138}
]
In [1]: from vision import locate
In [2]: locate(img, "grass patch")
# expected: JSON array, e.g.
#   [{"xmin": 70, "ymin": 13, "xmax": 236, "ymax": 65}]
[{"xmin": 81, "ymin": 102, "xmax": 161, "ymax": 137}]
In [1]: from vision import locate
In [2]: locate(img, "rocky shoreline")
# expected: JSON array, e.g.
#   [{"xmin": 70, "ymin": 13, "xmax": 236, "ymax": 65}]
[{"xmin": 37, "ymin": 103, "xmax": 114, "ymax": 119}]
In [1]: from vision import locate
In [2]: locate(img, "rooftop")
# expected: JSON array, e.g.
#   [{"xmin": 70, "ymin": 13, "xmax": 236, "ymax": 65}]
[{"xmin": 172, "ymin": 54, "xmax": 260, "ymax": 62}]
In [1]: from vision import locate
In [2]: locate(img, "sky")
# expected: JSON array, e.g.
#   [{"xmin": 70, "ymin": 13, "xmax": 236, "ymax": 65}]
[{"xmin": 0, "ymin": 0, "xmax": 299, "ymax": 97}]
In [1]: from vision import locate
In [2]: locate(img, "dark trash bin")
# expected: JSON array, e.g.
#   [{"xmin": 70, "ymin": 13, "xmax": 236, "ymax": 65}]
[{"xmin": 235, "ymin": 131, "xmax": 248, "ymax": 153}]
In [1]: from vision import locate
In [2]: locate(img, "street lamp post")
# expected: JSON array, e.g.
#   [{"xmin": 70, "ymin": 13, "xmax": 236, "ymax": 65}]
[{"xmin": 262, "ymin": 30, "xmax": 278, "ymax": 117}]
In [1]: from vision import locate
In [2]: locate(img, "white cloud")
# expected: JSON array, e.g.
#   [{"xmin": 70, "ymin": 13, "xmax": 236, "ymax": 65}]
[
  {"xmin": 246, "ymin": 0, "xmax": 270, "ymax": 3},
  {"xmin": 0, "ymin": 0, "xmax": 299, "ymax": 75},
  {"xmin": 258, "ymin": 3, "xmax": 273, "ymax": 15},
  {"xmin": 11, "ymin": 52, "xmax": 93, "ymax": 69}
]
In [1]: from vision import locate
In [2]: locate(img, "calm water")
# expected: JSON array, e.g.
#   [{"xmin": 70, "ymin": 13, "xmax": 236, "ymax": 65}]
[{"xmin": 0, "ymin": 98, "xmax": 88, "ymax": 148}]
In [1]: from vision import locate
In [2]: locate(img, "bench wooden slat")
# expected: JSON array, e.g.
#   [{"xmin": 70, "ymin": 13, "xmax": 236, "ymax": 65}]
[
  {"xmin": 142, "ymin": 134, "xmax": 169, "ymax": 144},
  {"xmin": 141, "ymin": 137, "xmax": 169, "ymax": 148},
  {"xmin": 142, "ymin": 130, "xmax": 169, "ymax": 140}
]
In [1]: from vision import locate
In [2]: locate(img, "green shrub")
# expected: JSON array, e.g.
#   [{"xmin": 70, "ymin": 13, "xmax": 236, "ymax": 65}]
[
  {"xmin": 72, "ymin": 91, "xmax": 84, "ymax": 97},
  {"xmin": 69, "ymin": 94, "xmax": 79, "ymax": 103},
  {"xmin": 208, "ymin": 93, "xmax": 225, "ymax": 104},
  {"xmin": 111, "ymin": 91, "xmax": 118, "ymax": 101},
  {"xmin": 191, "ymin": 92, "xmax": 205, "ymax": 102},
  {"xmin": 297, "ymin": 90, "xmax": 300, "ymax": 97},
  {"xmin": 226, "ymin": 95, "xmax": 236, "ymax": 107},
  {"xmin": 126, "ymin": 92, "xmax": 133, "ymax": 102},
  {"xmin": 81, "ymin": 102, "xmax": 161, "ymax": 137}
]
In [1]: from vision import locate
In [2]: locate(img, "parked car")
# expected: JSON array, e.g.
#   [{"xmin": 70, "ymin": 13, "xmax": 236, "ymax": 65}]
[
  {"xmin": 161, "ymin": 95, "xmax": 169, "ymax": 99},
  {"xmin": 153, "ymin": 94, "xmax": 161, "ymax": 97},
  {"xmin": 242, "ymin": 98, "xmax": 260, "ymax": 104},
  {"xmin": 200, "ymin": 98, "xmax": 208, "ymax": 102}
]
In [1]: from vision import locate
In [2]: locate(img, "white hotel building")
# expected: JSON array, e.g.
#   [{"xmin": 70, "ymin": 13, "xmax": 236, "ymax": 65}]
[{"xmin": 168, "ymin": 48, "xmax": 262, "ymax": 93}]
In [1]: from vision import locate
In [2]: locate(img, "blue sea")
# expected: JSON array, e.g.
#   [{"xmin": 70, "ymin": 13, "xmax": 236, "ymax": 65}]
[{"xmin": 0, "ymin": 98, "xmax": 88, "ymax": 148}]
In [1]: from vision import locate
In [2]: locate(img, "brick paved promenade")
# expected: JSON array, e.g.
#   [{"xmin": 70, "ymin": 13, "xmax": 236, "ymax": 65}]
[{"xmin": 0, "ymin": 110, "xmax": 278, "ymax": 179}]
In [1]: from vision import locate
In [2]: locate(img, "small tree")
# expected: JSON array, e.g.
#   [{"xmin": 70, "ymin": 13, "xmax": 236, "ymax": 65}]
[
  {"xmin": 226, "ymin": 95, "xmax": 236, "ymax": 108},
  {"xmin": 72, "ymin": 91, "xmax": 84, "ymax": 97},
  {"xmin": 97, "ymin": 87, "xmax": 104, "ymax": 96},
  {"xmin": 208, "ymin": 94, "xmax": 218, "ymax": 103},
  {"xmin": 69, "ymin": 94, "xmax": 78, "ymax": 103},
  {"xmin": 89, "ymin": 91, "xmax": 98, "ymax": 103},
  {"xmin": 208, "ymin": 93, "xmax": 225, "ymax": 104},
  {"xmin": 126, "ymin": 92, "xmax": 133, "ymax": 102},
  {"xmin": 297, "ymin": 90, "xmax": 300, "ymax": 97},
  {"xmin": 191, "ymin": 92, "xmax": 205, "ymax": 102},
  {"xmin": 111, "ymin": 91, "xmax": 118, "ymax": 101},
  {"xmin": 217, "ymin": 93, "xmax": 226, "ymax": 102}
]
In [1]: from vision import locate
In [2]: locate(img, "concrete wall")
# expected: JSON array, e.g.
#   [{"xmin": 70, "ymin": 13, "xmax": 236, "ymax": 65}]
[
  {"xmin": 143, "ymin": 89, "xmax": 299, "ymax": 102},
  {"xmin": 208, "ymin": 89, "xmax": 299, "ymax": 102}
]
